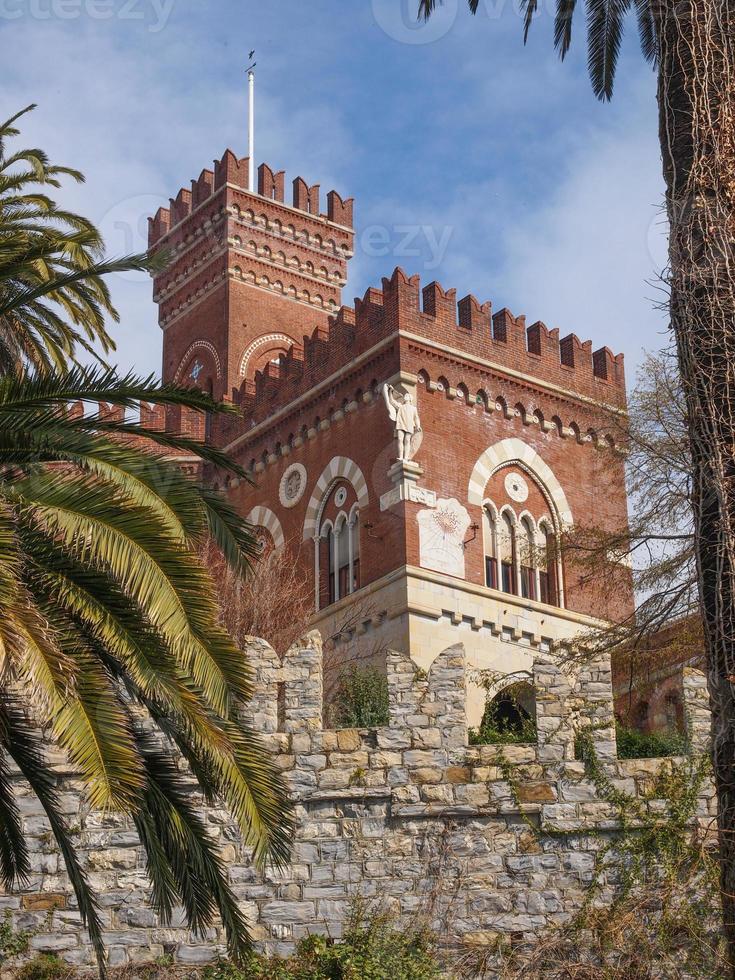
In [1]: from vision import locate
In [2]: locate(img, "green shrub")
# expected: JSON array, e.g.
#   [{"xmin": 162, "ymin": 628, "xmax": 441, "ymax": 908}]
[
  {"xmin": 469, "ymin": 691, "xmax": 537, "ymax": 745},
  {"xmin": 15, "ymin": 954, "xmax": 72, "ymax": 980},
  {"xmin": 0, "ymin": 910, "xmax": 34, "ymax": 965},
  {"xmin": 202, "ymin": 906, "xmax": 440, "ymax": 979},
  {"xmin": 615, "ymin": 723, "xmax": 688, "ymax": 759},
  {"xmin": 330, "ymin": 665, "xmax": 389, "ymax": 728}
]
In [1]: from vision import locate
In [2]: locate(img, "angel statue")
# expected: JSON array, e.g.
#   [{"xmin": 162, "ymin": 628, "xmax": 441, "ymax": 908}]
[{"xmin": 383, "ymin": 384, "xmax": 422, "ymax": 462}]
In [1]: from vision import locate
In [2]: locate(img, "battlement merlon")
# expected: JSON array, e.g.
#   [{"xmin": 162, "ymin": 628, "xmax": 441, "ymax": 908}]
[
  {"xmin": 147, "ymin": 149, "xmax": 355, "ymax": 248},
  {"xmin": 66, "ymin": 399, "xmax": 214, "ymax": 444},
  {"xmin": 233, "ymin": 264, "xmax": 626, "ymax": 424},
  {"xmin": 239, "ymin": 634, "xmax": 711, "ymax": 769}
]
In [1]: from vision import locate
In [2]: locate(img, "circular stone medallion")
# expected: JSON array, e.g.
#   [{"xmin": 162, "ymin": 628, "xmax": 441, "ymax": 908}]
[
  {"xmin": 279, "ymin": 463, "xmax": 307, "ymax": 508},
  {"xmin": 504, "ymin": 471, "xmax": 529, "ymax": 504},
  {"xmin": 334, "ymin": 485, "xmax": 348, "ymax": 508}
]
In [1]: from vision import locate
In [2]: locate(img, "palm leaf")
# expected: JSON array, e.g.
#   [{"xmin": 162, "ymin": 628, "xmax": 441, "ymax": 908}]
[
  {"xmin": 0, "ymin": 696, "xmax": 105, "ymax": 972},
  {"xmin": 12, "ymin": 472, "xmax": 252, "ymax": 711},
  {"xmin": 634, "ymin": 0, "xmax": 657, "ymax": 64},
  {"xmin": 586, "ymin": 0, "xmax": 632, "ymax": 100},
  {"xmin": 555, "ymin": 0, "xmax": 579, "ymax": 58},
  {"xmin": 132, "ymin": 729, "xmax": 253, "ymax": 963}
]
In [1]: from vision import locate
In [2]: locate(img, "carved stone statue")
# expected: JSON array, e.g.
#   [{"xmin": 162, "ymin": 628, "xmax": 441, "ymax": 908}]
[{"xmin": 383, "ymin": 384, "xmax": 422, "ymax": 462}]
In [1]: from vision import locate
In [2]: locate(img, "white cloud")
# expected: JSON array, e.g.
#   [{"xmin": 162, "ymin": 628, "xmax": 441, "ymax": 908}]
[
  {"xmin": 349, "ymin": 70, "xmax": 668, "ymax": 382},
  {"xmin": 1, "ymin": 12, "xmax": 354, "ymax": 377},
  {"xmin": 2, "ymin": 2, "xmax": 667, "ymax": 389}
]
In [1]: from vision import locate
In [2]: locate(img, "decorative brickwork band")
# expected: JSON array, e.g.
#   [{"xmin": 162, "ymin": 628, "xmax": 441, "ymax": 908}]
[
  {"xmin": 238, "ymin": 333, "xmax": 296, "ymax": 379},
  {"xmin": 172, "ymin": 340, "xmax": 223, "ymax": 383}
]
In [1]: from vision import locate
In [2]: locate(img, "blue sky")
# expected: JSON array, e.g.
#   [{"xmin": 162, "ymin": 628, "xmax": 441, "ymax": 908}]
[{"xmin": 3, "ymin": 0, "xmax": 670, "ymax": 388}]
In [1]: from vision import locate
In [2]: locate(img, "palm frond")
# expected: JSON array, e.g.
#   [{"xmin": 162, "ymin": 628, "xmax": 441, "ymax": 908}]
[
  {"xmin": 0, "ymin": 108, "xmax": 292, "ymax": 967},
  {"xmin": 46, "ymin": 642, "xmax": 144, "ymax": 811},
  {"xmin": 132, "ymin": 729, "xmax": 253, "ymax": 963},
  {"xmin": 634, "ymin": 0, "xmax": 657, "ymax": 64},
  {"xmin": 586, "ymin": 0, "xmax": 632, "ymax": 100},
  {"xmin": 0, "ymin": 696, "xmax": 105, "ymax": 972},
  {"xmin": 0, "ymin": 738, "xmax": 30, "ymax": 889},
  {"xmin": 12, "ymin": 472, "xmax": 252, "ymax": 710},
  {"xmin": 555, "ymin": 0, "xmax": 579, "ymax": 57},
  {"xmin": 0, "ymin": 106, "xmax": 164, "ymax": 372}
]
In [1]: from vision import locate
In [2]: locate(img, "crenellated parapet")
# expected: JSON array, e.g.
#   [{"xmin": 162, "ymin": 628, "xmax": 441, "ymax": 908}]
[
  {"xmin": 238, "ymin": 636, "xmax": 705, "ymax": 803},
  {"xmin": 233, "ymin": 264, "xmax": 627, "ymax": 434},
  {"xmin": 65, "ymin": 399, "xmax": 211, "ymax": 446},
  {"xmin": 148, "ymin": 149, "xmax": 354, "ymax": 249}
]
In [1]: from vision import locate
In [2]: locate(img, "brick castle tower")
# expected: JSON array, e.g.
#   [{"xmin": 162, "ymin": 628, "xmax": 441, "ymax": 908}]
[
  {"xmin": 149, "ymin": 151, "xmax": 633, "ymax": 725},
  {"xmin": 149, "ymin": 152, "xmax": 354, "ymax": 399}
]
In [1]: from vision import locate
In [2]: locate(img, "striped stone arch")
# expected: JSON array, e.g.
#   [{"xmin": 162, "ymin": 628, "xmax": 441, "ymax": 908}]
[
  {"xmin": 302, "ymin": 456, "xmax": 369, "ymax": 541},
  {"xmin": 467, "ymin": 438, "xmax": 573, "ymax": 529},
  {"xmin": 238, "ymin": 332, "xmax": 295, "ymax": 378},
  {"xmin": 245, "ymin": 506, "xmax": 285, "ymax": 550},
  {"xmin": 173, "ymin": 340, "xmax": 222, "ymax": 383}
]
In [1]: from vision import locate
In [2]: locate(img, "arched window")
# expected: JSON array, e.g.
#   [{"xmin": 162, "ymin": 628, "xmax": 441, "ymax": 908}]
[
  {"xmin": 336, "ymin": 516, "xmax": 350, "ymax": 599},
  {"xmin": 350, "ymin": 512, "xmax": 361, "ymax": 592},
  {"xmin": 316, "ymin": 491, "xmax": 362, "ymax": 610},
  {"xmin": 538, "ymin": 523, "xmax": 558, "ymax": 606},
  {"xmin": 483, "ymin": 505, "xmax": 498, "ymax": 589},
  {"xmin": 519, "ymin": 517, "xmax": 536, "ymax": 601},
  {"xmin": 498, "ymin": 511, "xmax": 516, "ymax": 595},
  {"xmin": 321, "ymin": 525, "xmax": 335, "ymax": 608},
  {"xmin": 476, "ymin": 680, "xmax": 537, "ymax": 744}
]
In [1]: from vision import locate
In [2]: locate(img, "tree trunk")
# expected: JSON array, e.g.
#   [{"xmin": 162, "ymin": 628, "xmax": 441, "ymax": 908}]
[{"xmin": 655, "ymin": 0, "xmax": 735, "ymax": 970}]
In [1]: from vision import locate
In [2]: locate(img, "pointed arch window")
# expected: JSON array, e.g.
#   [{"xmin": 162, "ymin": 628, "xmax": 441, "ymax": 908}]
[
  {"xmin": 483, "ymin": 505, "xmax": 498, "ymax": 589},
  {"xmin": 519, "ymin": 517, "xmax": 536, "ymax": 601},
  {"xmin": 538, "ymin": 523, "xmax": 558, "ymax": 606},
  {"xmin": 498, "ymin": 512, "xmax": 516, "ymax": 595}
]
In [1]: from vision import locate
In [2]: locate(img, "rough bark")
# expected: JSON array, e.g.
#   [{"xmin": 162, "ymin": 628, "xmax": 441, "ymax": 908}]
[{"xmin": 655, "ymin": 0, "xmax": 735, "ymax": 970}]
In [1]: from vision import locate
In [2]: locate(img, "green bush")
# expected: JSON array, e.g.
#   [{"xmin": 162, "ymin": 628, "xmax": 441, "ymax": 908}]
[
  {"xmin": 468, "ymin": 692, "xmax": 537, "ymax": 745},
  {"xmin": 15, "ymin": 955, "xmax": 72, "ymax": 980},
  {"xmin": 202, "ymin": 907, "xmax": 440, "ymax": 979},
  {"xmin": 0, "ymin": 909, "xmax": 34, "ymax": 965},
  {"xmin": 330, "ymin": 665, "xmax": 389, "ymax": 728},
  {"xmin": 615, "ymin": 723, "xmax": 688, "ymax": 759}
]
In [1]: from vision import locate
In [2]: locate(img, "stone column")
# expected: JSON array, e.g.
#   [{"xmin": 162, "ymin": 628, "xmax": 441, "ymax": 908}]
[
  {"xmin": 283, "ymin": 630, "xmax": 323, "ymax": 735},
  {"xmin": 533, "ymin": 658, "xmax": 576, "ymax": 763},
  {"xmin": 575, "ymin": 654, "xmax": 617, "ymax": 761},
  {"xmin": 682, "ymin": 667, "xmax": 711, "ymax": 754}
]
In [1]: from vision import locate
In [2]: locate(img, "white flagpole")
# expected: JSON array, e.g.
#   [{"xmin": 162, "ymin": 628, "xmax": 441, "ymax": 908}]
[{"xmin": 248, "ymin": 66, "xmax": 255, "ymax": 192}]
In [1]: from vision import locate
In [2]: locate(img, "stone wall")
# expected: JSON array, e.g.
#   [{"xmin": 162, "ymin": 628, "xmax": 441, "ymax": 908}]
[{"xmin": 0, "ymin": 636, "xmax": 714, "ymax": 970}]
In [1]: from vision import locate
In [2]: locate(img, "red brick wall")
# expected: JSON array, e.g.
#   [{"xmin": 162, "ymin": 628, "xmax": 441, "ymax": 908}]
[{"xmin": 149, "ymin": 150, "xmax": 354, "ymax": 402}]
